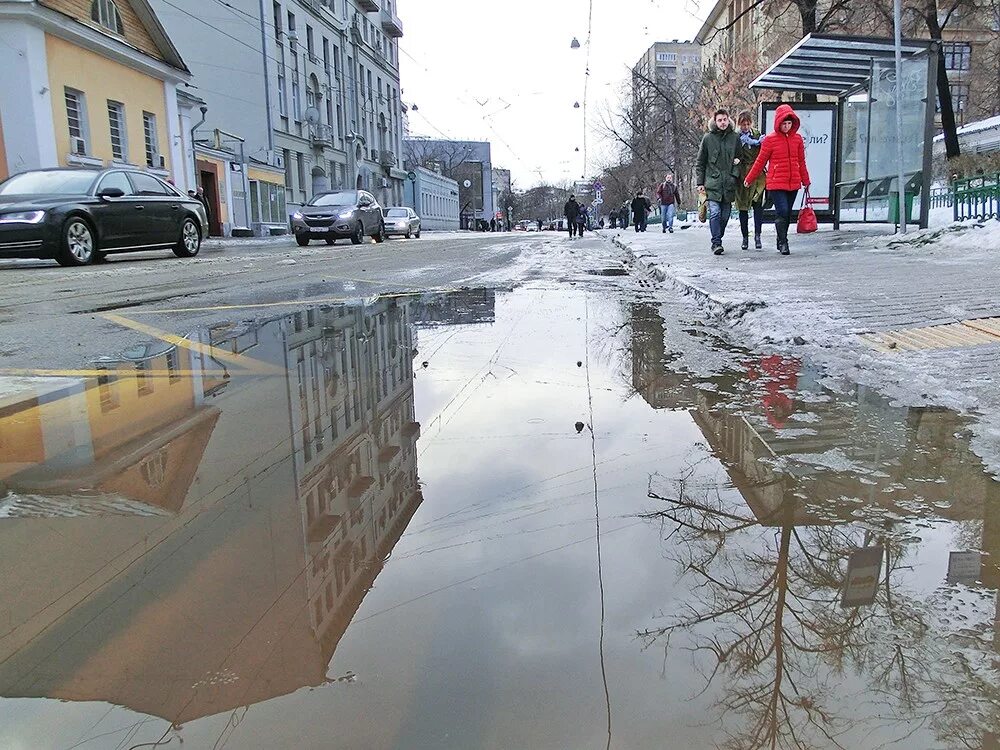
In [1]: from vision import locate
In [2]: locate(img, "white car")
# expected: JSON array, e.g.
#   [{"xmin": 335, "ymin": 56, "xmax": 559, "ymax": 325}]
[{"xmin": 382, "ymin": 207, "xmax": 421, "ymax": 238}]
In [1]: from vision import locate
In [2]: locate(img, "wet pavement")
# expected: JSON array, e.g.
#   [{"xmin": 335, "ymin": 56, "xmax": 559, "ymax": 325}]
[{"xmin": 1, "ymin": 278, "xmax": 999, "ymax": 749}]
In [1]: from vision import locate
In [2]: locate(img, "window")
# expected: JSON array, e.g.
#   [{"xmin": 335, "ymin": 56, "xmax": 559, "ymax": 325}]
[
  {"xmin": 306, "ymin": 25, "xmax": 314, "ymax": 57},
  {"xmin": 65, "ymin": 88, "xmax": 89, "ymax": 155},
  {"xmin": 91, "ymin": 0, "xmax": 124, "ymax": 34},
  {"xmin": 136, "ymin": 361, "xmax": 154, "ymax": 397},
  {"xmin": 284, "ymin": 148, "xmax": 294, "ymax": 201},
  {"xmin": 292, "ymin": 77, "xmax": 301, "ymax": 120},
  {"xmin": 142, "ymin": 112, "xmax": 159, "ymax": 168},
  {"xmin": 277, "ymin": 70, "xmax": 287, "ymax": 116},
  {"xmin": 297, "ymin": 153, "xmax": 307, "ymax": 201},
  {"xmin": 273, "ymin": 1, "xmax": 281, "ymax": 39},
  {"xmin": 943, "ymin": 42, "xmax": 971, "ymax": 71},
  {"xmin": 129, "ymin": 172, "xmax": 171, "ymax": 195},
  {"xmin": 97, "ymin": 369, "xmax": 119, "ymax": 412},
  {"xmin": 98, "ymin": 171, "xmax": 134, "ymax": 195},
  {"xmin": 323, "ymin": 38, "xmax": 330, "ymax": 70},
  {"xmin": 106, "ymin": 101, "xmax": 127, "ymax": 161}
]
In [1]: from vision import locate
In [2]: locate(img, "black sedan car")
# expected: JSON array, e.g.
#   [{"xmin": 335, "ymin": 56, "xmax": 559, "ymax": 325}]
[
  {"xmin": 0, "ymin": 168, "xmax": 209, "ymax": 267},
  {"xmin": 291, "ymin": 190, "xmax": 386, "ymax": 246}
]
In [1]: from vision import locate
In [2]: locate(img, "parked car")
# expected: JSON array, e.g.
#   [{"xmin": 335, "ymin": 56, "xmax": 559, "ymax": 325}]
[
  {"xmin": 291, "ymin": 190, "xmax": 386, "ymax": 246},
  {"xmin": 382, "ymin": 207, "xmax": 421, "ymax": 238},
  {"xmin": 0, "ymin": 168, "xmax": 208, "ymax": 267}
]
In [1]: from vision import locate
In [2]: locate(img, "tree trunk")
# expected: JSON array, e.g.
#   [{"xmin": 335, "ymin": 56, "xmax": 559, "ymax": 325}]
[
  {"xmin": 927, "ymin": 12, "xmax": 961, "ymax": 158},
  {"xmin": 798, "ymin": 0, "xmax": 819, "ymax": 102}
]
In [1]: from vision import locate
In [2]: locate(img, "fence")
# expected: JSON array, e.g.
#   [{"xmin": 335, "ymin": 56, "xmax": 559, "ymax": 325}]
[
  {"xmin": 953, "ymin": 172, "xmax": 1000, "ymax": 221},
  {"xmin": 929, "ymin": 186, "xmax": 953, "ymax": 208}
]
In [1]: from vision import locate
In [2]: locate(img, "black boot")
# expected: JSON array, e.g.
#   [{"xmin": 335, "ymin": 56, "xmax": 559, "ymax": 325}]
[
  {"xmin": 754, "ymin": 234, "xmax": 762, "ymax": 250},
  {"xmin": 775, "ymin": 218, "xmax": 789, "ymax": 255},
  {"xmin": 741, "ymin": 232, "xmax": 749, "ymax": 251}
]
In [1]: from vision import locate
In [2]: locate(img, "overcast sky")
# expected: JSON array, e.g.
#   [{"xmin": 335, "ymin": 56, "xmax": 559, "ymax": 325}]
[{"xmin": 400, "ymin": 0, "xmax": 705, "ymax": 189}]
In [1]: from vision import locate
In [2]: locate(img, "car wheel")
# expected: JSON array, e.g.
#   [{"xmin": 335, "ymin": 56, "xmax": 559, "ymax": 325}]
[
  {"xmin": 296, "ymin": 234, "xmax": 311, "ymax": 247},
  {"xmin": 415, "ymin": 229, "xmax": 421, "ymax": 238},
  {"xmin": 404, "ymin": 229, "xmax": 411, "ymax": 239},
  {"xmin": 373, "ymin": 222, "xmax": 386, "ymax": 244},
  {"xmin": 350, "ymin": 222, "xmax": 364, "ymax": 245},
  {"xmin": 325, "ymin": 238, "xmax": 336, "ymax": 245},
  {"xmin": 57, "ymin": 217, "xmax": 96, "ymax": 267},
  {"xmin": 173, "ymin": 218, "xmax": 202, "ymax": 258}
]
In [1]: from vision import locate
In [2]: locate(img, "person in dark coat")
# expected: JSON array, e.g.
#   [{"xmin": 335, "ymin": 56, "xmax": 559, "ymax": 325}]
[
  {"xmin": 656, "ymin": 173, "xmax": 682, "ymax": 233},
  {"xmin": 576, "ymin": 204, "xmax": 589, "ymax": 236},
  {"xmin": 735, "ymin": 110, "xmax": 766, "ymax": 250},
  {"xmin": 696, "ymin": 108, "xmax": 741, "ymax": 255},
  {"xmin": 564, "ymin": 195, "xmax": 581, "ymax": 238},
  {"xmin": 631, "ymin": 191, "xmax": 651, "ymax": 232},
  {"xmin": 744, "ymin": 103, "xmax": 811, "ymax": 256}
]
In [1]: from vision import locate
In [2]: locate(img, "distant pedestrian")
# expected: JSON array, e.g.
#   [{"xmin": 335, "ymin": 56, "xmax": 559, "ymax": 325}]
[
  {"xmin": 696, "ymin": 108, "xmax": 740, "ymax": 255},
  {"xmin": 576, "ymin": 204, "xmax": 589, "ymax": 236},
  {"xmin": 736, "ymin": 110, "xmax": 766, "ymax": 251},
  {"xmin": 537, "ymin": 218, "xmax": 543, "ymax": 231},
  {"xmin": 630, "ymin": 191, "xmax": 651, "ymax": 232},
  {"xmin": 564, "ymin": 194, "xmax": 581, "ymax": 238},
  {"xmin": 656, "ymin": 173, "xmax": 681, "ymax": 234},
  {"xmin": 620, "ymin": 201, "xmax": 630, "ymax": 228},
  {"xmin": 744, "ymin": 103, "xmax": 811, "ymax": 256},
  {"xmin": 490, "ymin": 217, "xmax": 497, "ymax": 232}
]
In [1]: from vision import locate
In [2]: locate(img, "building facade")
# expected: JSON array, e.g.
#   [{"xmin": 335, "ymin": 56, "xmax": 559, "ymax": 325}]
[
  {"xmin": 631, "ymin": 41, "xmax": 702, "ymax": 100},
  {"xmin": 150, "ymin": 0, "xmax": 406, "ymax": 233},
  {"xmin": 404, "ymin": 166, "xmax": 459, "ymax": 230},
  {"xmin": 403, "ymin": 138, "xmax": 494, "ymax": 228},
  {"xmin": 0, "ymin": 0, "xmax": 190, "ymax": 183}
]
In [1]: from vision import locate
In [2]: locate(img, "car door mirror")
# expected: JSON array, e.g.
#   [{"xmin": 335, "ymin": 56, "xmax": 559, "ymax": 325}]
[{"xmin": 97, "ymin": 187, "xmax": 125, "ymax": 199}]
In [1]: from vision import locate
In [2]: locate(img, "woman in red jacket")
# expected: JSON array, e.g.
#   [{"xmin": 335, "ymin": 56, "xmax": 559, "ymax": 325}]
[{"xmin": 743, "ymin": 103, "xmax": 810, "ymax": 256}]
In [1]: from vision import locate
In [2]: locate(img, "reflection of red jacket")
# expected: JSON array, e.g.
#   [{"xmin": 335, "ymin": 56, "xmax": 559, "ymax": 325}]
[
  {"xmin": 745, "ymin": 103, "xmax": 811, "ymax": 192},
  {"xmin": 747, "ymin": 356, "xmax": 799, "ymax": 429}
]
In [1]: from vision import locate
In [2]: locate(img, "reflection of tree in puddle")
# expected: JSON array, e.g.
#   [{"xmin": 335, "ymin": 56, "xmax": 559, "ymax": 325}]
[{"xmin": 641, "ymin": 459, "xmax": 1000, "ymax": 750}]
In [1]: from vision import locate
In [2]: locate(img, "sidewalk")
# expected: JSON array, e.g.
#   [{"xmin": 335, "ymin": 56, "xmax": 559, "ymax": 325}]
[{"xmin": 602, "ymin": 220, "xmax": 1000, "ymax": 475}]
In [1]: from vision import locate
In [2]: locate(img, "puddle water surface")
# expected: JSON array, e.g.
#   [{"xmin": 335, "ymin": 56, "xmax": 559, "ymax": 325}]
[{"xmin": 0, "ymin": 287, "xmax": 997, "ymax": 749}]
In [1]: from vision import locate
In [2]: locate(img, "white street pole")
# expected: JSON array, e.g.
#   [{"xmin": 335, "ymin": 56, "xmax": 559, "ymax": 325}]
[{"xmin": 893, "ymin": 0, "xmax": 907, "ymax": 234}]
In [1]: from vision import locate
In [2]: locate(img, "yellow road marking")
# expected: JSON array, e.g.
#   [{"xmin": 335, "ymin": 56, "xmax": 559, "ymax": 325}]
[
  {"xmin": 0, "ymin": 369, "xmax": 230, "ymax": 378},
  {"xmin": 100, "ymin": 313, "xmax": 285, "ymax": 375}
]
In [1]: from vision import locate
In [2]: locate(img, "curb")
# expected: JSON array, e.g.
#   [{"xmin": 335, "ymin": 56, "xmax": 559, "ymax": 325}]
[{"xmin": 606, "ymin": 232, "xmax": 767, "ymax": 321}]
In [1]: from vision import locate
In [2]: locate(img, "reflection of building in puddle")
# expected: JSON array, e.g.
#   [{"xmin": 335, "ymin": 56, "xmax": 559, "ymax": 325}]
[
  {"xmin": 0, "ymin": 333, "xmax": 229, "ymax": 515},
  {"xmin": 0, "ymin": 291, "xmax": 474, "ymax": 727},
  {"xmin": 630, "ymin": 303, "xmax": 699, "ymax": 410},
  {"xmin": 412, "ymin": 287, "xmax": 497, "ymax": 327}
]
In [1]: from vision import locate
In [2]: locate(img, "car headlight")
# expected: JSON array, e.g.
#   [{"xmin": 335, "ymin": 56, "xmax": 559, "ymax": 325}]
[
  {"xmin": 292, "ymin": 211, "xmax": 304, "ymax": 220},
  {"xmin": 338, "ymin": 209, "xmax": 355, "ymax": 219},
  {"xmin": 0, "ymin": 210, "xmax": 46, "ymax": 225}
]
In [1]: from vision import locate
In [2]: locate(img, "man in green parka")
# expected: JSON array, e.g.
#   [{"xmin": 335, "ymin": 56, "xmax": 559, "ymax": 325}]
[
  {"xmin": 696, "ymin": 109, "xmax": 741, "ymax": 256},
  {"xmin": 736, "ymin": 110, "xmax": 767, "ymax": 250}
]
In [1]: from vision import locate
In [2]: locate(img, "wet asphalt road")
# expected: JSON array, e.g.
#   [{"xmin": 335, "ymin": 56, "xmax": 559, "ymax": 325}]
[{"xmin": 0, "ymin": 231, "xmax": 561, "ymax": 370}]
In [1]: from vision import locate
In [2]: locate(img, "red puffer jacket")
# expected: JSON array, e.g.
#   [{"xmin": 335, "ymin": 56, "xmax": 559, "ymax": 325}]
[{"xmin": 744, "ymin": 103, "xmax": 811, "ymax": 192}]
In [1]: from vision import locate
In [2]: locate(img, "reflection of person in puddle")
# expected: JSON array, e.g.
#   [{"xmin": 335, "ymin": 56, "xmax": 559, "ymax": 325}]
[{"xmin": 747, "ymin": 355, "xmax": 799, "ymax": 428}]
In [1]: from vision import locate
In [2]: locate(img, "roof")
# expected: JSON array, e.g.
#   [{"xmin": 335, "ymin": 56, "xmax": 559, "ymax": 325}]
[
  {"xmin": 694, "ymin": 0, "xmax": 728, "ymax": 45},
  {"xmin": 125, "ymin": 0, "xmax": 189, "ymax": 73},
  {"xmin": 750, "ymin": 34, "xmax": 935, "ymax": 96},
  {"xmin": 933, "ymin": 114, "xmax": 1000, "ymax": 141}
]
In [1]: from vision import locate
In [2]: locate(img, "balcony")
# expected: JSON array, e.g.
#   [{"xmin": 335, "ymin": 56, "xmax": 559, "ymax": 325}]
[
  {"xmin": 310, "ymin": 123, "xmax": 334, "ymax": 148},
  {"xmin": 357, "ymin": 0, "xmax": 378, "ymax": 10},
  {"xmin": 378, "ymin": 149, "xmax": 397, "ymax": 168},
  {"xmin": 381, "ymin": 8, "xmax": 403, "ymax": 37}
]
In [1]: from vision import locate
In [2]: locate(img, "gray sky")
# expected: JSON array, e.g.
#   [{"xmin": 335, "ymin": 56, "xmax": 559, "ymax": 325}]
[{"xmin": 400, "ymin": 0, "xmax": 705, "ymax": 189}]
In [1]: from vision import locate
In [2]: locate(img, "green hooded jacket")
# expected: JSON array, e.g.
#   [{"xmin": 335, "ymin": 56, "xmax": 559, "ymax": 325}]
[{"xmin": 696, "ymin": 121, "xmax": 740, "ymax": 203}]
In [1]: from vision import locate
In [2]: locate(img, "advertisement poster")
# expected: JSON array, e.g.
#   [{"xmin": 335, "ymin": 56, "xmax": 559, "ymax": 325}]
[{"xmin": 763, "ymin": 103, "xmax": 837, "ymax": 216}]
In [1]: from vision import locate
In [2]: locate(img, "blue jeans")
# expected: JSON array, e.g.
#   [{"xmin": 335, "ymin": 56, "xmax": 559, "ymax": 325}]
[
  {"xmin": 661, "ymin": 203, "xmax": 677, "ymax": 230},
  {"xmin": 708, "ymin": 200, "xmax": 732, "ymax": 246},
  {"xmin": 770, "ymin": 190, "xmax": 798, "ymax": 222}
]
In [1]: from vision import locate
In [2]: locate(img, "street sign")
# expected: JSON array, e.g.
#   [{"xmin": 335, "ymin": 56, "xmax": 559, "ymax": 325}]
[
  {"xmin": 407, "ymin": 171, "xmax": 416, "ymax": 181},
  {"xmin": 841, "ymin": 546, "xmax": 884, "ymax": 608},
  {"xmin": 463, "ymin": 180, "xmax": 472, "ymax": 188}
]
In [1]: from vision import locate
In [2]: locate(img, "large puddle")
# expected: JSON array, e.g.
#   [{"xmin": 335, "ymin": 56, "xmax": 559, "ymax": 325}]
[{"xmin": 0, "ymin": 286, "xmax": 998, "ymax": 749}]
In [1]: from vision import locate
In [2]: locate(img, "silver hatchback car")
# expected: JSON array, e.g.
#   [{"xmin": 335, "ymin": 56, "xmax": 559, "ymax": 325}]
[{"xmin": 382, "ymin": 207, "xmax": 421, "ymax": 239}]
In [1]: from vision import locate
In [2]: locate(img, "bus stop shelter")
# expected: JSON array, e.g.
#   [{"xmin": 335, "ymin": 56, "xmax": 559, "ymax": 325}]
[{"xmin": 750, "ymin": 34, "xmax": 938, "ymax": 229}]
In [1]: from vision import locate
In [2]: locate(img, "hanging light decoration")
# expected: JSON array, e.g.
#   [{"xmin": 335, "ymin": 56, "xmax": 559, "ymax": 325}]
[
  {"xmin": 573, "ymin": 102, "xmax": 580, "ymax": 109},
  {"xmin": 571, "ymin": 37, "xmax": 581, "ymax": 49}
]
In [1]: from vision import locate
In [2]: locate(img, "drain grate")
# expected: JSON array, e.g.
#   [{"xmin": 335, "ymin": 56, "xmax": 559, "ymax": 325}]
[{"xmin": 860, "ymin": 317, "xmax": 1000, "ymax": 352}]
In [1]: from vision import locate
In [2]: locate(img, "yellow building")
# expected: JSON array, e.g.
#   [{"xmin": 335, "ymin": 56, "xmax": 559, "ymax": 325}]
[{"xmin": 0, "ymin": 0, "xmax": 190, "ymax": 182}]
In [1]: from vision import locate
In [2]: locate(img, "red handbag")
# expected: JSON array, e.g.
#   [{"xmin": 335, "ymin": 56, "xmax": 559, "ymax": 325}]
[{"xmin": 796, "ymin": 189, "xmax": 817, "ymax": 234}]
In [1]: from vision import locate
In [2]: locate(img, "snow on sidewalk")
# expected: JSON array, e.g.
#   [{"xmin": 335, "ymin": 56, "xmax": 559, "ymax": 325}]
[{"xmin": 602, "ymin": 220, "xmax": 1000, "ymax": 476}]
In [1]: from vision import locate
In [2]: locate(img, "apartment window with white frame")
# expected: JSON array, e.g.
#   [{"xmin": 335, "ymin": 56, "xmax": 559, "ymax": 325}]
[
  {"xmin": 65, "ymin": 88, "xmax": 89, "ymax": 155},
  {"xmin": 107, "ymin": 100, "xmax": 127, "ymax": 161},
  {"xmin": 142, "ymin": 111, "xmax": 159, "ymax": 167}
]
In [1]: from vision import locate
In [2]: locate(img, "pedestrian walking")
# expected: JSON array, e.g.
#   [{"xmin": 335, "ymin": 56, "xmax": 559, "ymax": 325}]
[
  {"xmin": 696, "ymin": 108, "xmax": 741, "ymax": 255},
  {"xmin": 537, "ymin": 218, "xmax": 543, "ymax": 231},
  {"xmin": 490, "ymin": 217, "xmax": 497, "ymax": 232},
  {"xmin": 564, "ymin": 194, "xmax": 581, "ymax": 238},
  {"xmin": 744, "ymin": 103, "xmax": 811, "ymax": 256},
  {"xmin": 620, "ymin": 201, "xmax": 630, "ymax": 228},
  {"xmin": 736, "ymin": 110, "xmax": 766, "ymax": 251},
  {"xmin": 576, "ymin": 204, "xmax": 589, "ymax": 236},
  {"xmin": 630, "ymin": 191, "xmax": 651, "ymax": 232},
  {"xmin": 656, "ymin": 173, "xmax": 681, "ymax": 234}
]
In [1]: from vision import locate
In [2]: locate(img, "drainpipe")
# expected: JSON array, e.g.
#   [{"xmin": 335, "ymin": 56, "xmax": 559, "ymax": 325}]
[
  {"xmin": 214, "ymin": 129, "xmax": 252, "ymax": 231},
  {"xmin": 191, "ymin": 105, "xmax": 208, "ymax": 192}
]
